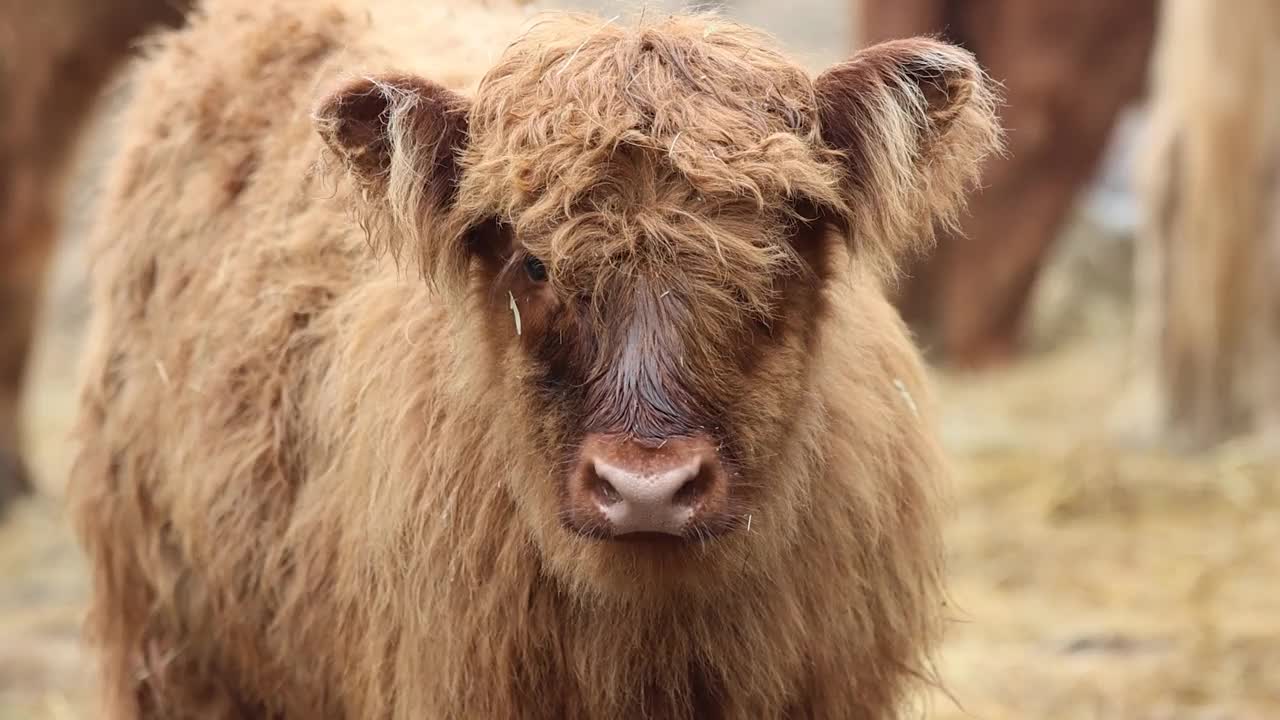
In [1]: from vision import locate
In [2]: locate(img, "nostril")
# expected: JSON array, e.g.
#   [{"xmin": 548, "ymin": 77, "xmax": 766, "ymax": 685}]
[
  {"xmin": 671, "ymin": 465, "xmax": 709, "ymax": 507},
  {"xmin": 586, "ymin": 465, "xmax": 623, "ymax": 506},
  {"xmin": 595, "ymin": 476, "xmax": 622, "ymax": 505}
]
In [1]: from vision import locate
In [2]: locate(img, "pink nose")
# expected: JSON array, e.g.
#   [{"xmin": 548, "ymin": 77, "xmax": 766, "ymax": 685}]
[{"xmin": 568, "ymin": 434, "xmax": 728, "ymax": 538}]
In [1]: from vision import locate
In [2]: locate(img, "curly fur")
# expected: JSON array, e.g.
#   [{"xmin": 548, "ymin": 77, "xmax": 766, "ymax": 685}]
[
  {"xmin": 329, "ymin": 14, "xmax": 999, "ymax": 295},
  {"xmin": 70, "ymin": 1, "xmax": 1001, "ymax": 717}
]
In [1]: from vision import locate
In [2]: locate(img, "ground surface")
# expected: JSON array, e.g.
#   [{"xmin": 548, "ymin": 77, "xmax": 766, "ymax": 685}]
[{"xmin": 2, "ymin": 2, "xmax": 1278, "ymax": 719}]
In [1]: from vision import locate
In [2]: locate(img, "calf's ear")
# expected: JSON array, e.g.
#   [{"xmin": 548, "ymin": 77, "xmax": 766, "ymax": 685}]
[
  {"xmin": 313, "ymin": 73, "xmax": 471, "ymax": 280},
  {"xmin": 814, "ymin": 38, "xmax": 1003, "ymax": 276}
]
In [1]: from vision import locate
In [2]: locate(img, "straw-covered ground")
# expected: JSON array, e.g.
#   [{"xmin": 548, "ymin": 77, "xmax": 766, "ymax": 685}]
[
  {"xmin": 2, "ymin": 3, "xmax": 1277, "ymax": 718},
  {"xmin": 929, "ymin": 346, "xmax": 1280, "ymax": 720}
]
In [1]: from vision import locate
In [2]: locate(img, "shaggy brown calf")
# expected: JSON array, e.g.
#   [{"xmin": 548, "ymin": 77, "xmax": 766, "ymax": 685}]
[
  {"xmin": 0, "ymin": 0, "xmax": 186, "ymax": 509},
  {"xmin": 70, "ymin": 0, "xmax": 1000, "ymax": 717}
]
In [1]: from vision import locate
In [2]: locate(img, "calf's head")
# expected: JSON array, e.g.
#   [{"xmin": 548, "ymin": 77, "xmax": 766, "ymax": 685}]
[{"xmin": 315, "ymin": 14, "xmax": 998, "ymax": 593}]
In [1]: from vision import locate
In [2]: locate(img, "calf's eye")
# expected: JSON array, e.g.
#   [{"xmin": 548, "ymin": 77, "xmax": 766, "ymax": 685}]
[{"xmin": 524, "ymin": 255, "xmax": 548, "ymax": 282}]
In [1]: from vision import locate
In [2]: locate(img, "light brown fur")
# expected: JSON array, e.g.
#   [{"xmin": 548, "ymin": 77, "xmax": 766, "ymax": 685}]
[{"xmin": 70, "ymin": 1, "xmax": 1001, "ymax": 717}]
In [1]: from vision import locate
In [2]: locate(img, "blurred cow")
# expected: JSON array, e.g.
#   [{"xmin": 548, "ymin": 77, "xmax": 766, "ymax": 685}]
[
  {"xmin": 857, "ymin": 0, "xmax": 1157, "ymax": 367},
  {"xmin": 0, "ymin": 0, "xmax": 188, "ymax": 510},
  {"xmin": 1135, "ymin": 0, "xmax": 1280, "ymax": 446}
]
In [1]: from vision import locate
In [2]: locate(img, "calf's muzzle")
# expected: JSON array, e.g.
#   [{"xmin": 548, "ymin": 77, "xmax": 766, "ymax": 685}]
[{"xmin": 566, "ymin": 433, "xmax": 729, "ymax": 539}]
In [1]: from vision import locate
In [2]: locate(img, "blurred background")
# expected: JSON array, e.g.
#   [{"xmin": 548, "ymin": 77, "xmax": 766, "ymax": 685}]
[{"xmin": 1, "ymin": 0, "xmax": 1277, "ymax": 718}]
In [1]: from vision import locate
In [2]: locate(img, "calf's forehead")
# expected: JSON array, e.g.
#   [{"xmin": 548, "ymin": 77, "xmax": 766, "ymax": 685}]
[
  {"xmin": 458, "ymin": 14, "xmax": 845, "ymax": 221},
  {"xmin": 473, "ymin": 13, "xmax": 819, "ymax": 129}
]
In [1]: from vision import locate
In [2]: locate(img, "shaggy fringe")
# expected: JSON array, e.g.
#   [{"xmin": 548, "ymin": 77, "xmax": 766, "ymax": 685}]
[{"xmin": 322, "ymin": 13, "xmax": 1002, "ymax": 299}]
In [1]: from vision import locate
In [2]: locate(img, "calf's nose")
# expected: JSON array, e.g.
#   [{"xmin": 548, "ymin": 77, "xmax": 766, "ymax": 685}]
[
  {"xmin": 572, "ymin": 434, "xmax": 727, "ymax": 538},
  {"xmin": 592, "ymin": 456, "xmax": 702, "ymax": 534}
]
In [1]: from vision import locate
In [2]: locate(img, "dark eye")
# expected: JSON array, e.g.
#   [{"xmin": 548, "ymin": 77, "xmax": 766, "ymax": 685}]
[{"xmin": 523, "ymin": 255, "xmax": 548, "ymax": 282}]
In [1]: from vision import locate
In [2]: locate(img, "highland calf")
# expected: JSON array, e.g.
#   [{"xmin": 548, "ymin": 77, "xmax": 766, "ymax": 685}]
[{"xmin": 70, "ymin": 1, "xmax": 1001, "ymax": 717}]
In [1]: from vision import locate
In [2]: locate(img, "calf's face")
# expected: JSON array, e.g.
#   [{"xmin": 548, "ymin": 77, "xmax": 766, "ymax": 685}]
[
  {"xmin": 466, "ymin": 180, "xmax": 834, "ymax": 546},
  {"xmin": 315, "ymin": 15, "xmax": 998, "ymax": 592}
]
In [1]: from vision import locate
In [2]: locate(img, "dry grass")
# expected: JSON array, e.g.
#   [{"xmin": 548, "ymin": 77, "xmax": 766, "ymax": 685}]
[
  {"xmin": 0, "ymin": 498, "xmax": 87, "ymax": 720},
  {"xmin": 926, "ymin": 341, "xmax": 1280, "ymax": 720}
]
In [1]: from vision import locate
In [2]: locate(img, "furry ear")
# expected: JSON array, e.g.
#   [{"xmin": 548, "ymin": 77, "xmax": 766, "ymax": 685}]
[
  {"xmin": 814, "ymin": 38, "xmax": 1003, "ymax": 275},
  {"xmin": 313, "ymin": 74, "xmax": 471, "ymax": 277}
]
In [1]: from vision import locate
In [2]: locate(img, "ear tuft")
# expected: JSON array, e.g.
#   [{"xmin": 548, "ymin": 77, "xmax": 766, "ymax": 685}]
[
  {"xmin": 313, "ymin": 73, "xmax": 471, "ymax": 279},
  {"xmin": 314, "ymin": 73, "xmax": 469, "ymax": 203},
  {"xmin": 314, "ymin": 77, "xmax": 401, "ymax": 181},
  {"xmin": 815, "ymin": 38, "xmax": 1004, "ymax": 276},
  {"xmin": 902, "ymin": 54, "xmax": 976, "ymax": 130}
]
